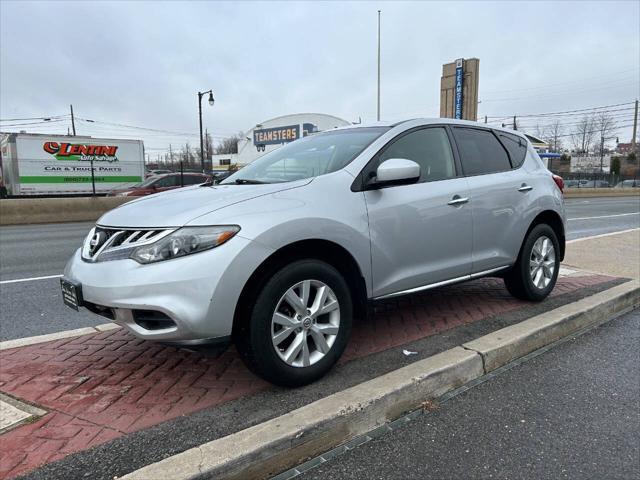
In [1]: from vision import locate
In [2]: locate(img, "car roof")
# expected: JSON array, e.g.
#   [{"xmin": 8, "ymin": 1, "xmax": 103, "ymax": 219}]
[{"xmin": 332, "ymin": 118, "xmax": 528, "ymax": 139}]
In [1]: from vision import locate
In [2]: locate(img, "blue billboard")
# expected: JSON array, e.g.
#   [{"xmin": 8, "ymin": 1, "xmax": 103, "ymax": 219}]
[{"xmin": 454, "ymin": 58, "xmax": 464, "ymax": 120}]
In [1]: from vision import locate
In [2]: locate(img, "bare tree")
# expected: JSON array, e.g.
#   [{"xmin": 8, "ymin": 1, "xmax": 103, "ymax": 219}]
[
  {"xmin": 593, "ymin": 111, "xmax": 617, "ymax": 154},
  {"xmin": 214, "ymin": 133, "xmax": 242, "ymax": 155},
  {"xmin": 571, "ymin": 115, "xmax": 596, "ymax": 154},
  {"xmin": 544, "ymin": 120, "xmax": 564, "ymax": 152}
]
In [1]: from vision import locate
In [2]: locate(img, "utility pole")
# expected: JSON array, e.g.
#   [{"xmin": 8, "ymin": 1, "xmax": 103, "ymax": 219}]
[
  {"xmin": 484, "ymin": 115, "xmax": 487, "ymax": 124},
  {"xmin": 377, "ymin": 10, "xmax": 381, "ymax": 122},
  {"xmin": 169, "ymin": 143, "xmax": 173, "ymax": 169},
  {"xmin": 599, "ymin": 136, "xmax": 605, "ymax": 174},
  {"xmin": 70, "ymin": 104, "xmax": 76, "ymax": 136},
  {"xmin": 513, "ymin": 115, "xmax": 517, "ymax": 130},
  {"xmin": 632, "ymin": 98, "xmax": 638, "ymax": 153}
]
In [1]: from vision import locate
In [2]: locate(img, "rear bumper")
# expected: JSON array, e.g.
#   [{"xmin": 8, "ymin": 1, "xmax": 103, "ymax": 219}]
[{"xmin": 63, "ymin": 235, "xmax": 274, "ymax": 343}]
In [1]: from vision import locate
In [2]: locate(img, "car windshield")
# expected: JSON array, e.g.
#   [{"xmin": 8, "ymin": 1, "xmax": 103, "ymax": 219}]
[{"xmin": 222, "ymin": 127, "xmax": 389, "ymax": 184}]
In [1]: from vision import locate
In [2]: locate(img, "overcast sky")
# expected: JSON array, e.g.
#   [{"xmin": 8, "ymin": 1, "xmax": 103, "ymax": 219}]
[{"xmin": 1, "ymin": 0, "xmax": 638, "ymax": 155}]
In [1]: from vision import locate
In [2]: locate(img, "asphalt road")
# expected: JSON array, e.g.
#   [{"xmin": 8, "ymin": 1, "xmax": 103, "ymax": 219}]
[
  {"xmin": 0, "ymin": 197, "xmax": 638, "ymax": 340},
  {"xmin": 301, "ymin": 308, "xmax": 640, "ymax": 480}
]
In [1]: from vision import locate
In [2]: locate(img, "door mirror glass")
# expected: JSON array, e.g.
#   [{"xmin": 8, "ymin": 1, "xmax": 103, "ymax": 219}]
[{"xmin": 374, "ymin": 158, "xmax": 420, "ymax": 185}]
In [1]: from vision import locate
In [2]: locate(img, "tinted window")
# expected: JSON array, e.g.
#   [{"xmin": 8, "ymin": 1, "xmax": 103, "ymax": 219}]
[
  {"xmin": 497, "ymin": 132, "xmax": 527, "ymax": 168},
  {"xmin": 183, "ymin": 175, "xmax": 207, "ymax": 185},
  {"xmin": 154, "ymin": 176, "xmax": 178, "ymax": 188},
  {"xmin": 453, "ymin": 128, "xmax": 511, "ymax": 175},
  {"xmin": 378, "ymin": 127, "xmax": 456, "ymax": 182}
]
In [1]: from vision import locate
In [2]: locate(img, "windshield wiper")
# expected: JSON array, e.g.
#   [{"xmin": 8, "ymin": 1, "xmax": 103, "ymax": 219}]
[{"xmin": 233, "ymin": 178, "xmax": 268, "ymax": 184}]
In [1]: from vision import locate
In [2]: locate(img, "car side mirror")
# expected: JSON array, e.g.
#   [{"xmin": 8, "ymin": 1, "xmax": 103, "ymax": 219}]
[{"xmin": 369, "ymin": 158, "xmax": 420, "ymax": 188}]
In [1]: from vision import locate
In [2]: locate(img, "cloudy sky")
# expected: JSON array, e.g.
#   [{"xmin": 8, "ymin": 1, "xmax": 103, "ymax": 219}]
[{"xmin": 1, "ymin": 0, "xmax": 638, "ymax": 156}]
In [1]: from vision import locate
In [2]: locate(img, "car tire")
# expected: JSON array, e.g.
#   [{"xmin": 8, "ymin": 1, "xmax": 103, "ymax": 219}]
[
  {"xmin": 235, "ymin": 259, "xmax": 352, "ymax": 387},
  {"xmin": 504, "ymin": 224, "xmax": 560, "ymax": 302}
]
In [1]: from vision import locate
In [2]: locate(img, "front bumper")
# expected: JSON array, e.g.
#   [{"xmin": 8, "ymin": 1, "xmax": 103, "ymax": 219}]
[{"xmin": 63, "ymin": 235, "xmax": 273, "ymax": 343}]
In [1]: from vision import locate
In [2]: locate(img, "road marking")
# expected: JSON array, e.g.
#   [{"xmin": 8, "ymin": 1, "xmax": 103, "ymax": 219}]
[
  {"xmin": 0, "ymin": 274, "xmax": 63, "ymax": 285},
  {"xmin": 567, "ymin": 227, "xmax": 640, "ymax": 244},
  {"xmin": 0, "ymin": 393, "xmax": 47, "ymax": 434},
  {"xmin": 568, "ymin": 212, "xmax": 639, "ymax": 221}
]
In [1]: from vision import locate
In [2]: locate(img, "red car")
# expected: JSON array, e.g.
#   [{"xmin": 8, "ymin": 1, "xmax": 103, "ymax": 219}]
[{"xmin": 107, "ymin": 173, "xmax": 211, "ymax": 197}]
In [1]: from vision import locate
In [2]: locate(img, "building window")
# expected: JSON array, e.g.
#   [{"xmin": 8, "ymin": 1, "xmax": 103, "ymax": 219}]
[{"xmin": 219, "ymin": 158, "xmax": 231, "ymax": 166}]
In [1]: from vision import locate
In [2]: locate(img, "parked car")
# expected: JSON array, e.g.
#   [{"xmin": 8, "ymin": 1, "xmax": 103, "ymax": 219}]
[
  {"xmin": 107, "ymin": 172, "xmax": 211, "ymax": 197},
  {"xmin": 62, "ymin": 119, "xmax": 566, "ymax": 387},
  {"xmin": 614, "ymin": 179, "xmax": 639, "ymax": 188}
]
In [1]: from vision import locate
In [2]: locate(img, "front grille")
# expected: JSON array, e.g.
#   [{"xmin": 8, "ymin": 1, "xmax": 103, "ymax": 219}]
[{"xmin": 82, "ymin": 226, "xmax": 175, "ymax": 262}]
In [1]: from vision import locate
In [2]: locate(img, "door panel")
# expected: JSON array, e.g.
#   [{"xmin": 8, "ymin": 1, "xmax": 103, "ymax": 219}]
[
  {"xmin": 450, "ymin": 127, "xmax": 531, "ymax": 273},
  {"xmin": 365, "ymin": 177, "xmax": 473, "ymax": 297},
  {"xmin": 465, "ymin": 169, "xmax": 532, "ymax": 272}
]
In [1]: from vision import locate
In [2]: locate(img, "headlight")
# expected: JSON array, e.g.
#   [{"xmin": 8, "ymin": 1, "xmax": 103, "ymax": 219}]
[{"xmin": 130, "ymin": 226, "xmax": 240, "ymax": 264}]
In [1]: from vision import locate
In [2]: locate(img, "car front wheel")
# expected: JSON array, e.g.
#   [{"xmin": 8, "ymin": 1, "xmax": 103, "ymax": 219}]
[{"xmin": 235, "ymin": 259, "xmax": 352, "ymax": 387}]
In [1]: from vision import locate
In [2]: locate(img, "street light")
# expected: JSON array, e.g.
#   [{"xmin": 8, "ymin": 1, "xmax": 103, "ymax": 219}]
[{"xmin": 198, "ymin": 89, "xmax": 215, "ymax": 173}]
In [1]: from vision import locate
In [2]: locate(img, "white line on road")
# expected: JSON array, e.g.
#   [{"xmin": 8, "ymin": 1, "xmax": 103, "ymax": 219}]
[
  {"xmin": 568, "ymin": 212, "xmax": 640, "ymax": 221},
  {"xmin": 567, "ymin": 227, "xmax": 640, "ymax": 244},
  {"xmin": 0, "ymin": 274, "xmax": 63, "ymax": 285}
]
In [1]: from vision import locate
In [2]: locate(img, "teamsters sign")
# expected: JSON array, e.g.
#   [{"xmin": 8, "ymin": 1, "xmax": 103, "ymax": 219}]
[{"xmin": 253, "ymin": 125, "xmax": 300, "ymax": 146}]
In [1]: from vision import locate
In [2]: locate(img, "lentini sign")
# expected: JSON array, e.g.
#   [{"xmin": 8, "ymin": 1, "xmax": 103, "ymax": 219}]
[{"xmin": 6, "ymin": 135, "xmax": 145, "ymax": 195}]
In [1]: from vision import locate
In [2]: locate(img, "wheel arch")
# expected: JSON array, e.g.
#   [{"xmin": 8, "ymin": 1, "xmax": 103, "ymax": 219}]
[
  {"xmin": 231, "ymin": 239, "xmax": 368, "ymax": 338},
  {"xmin": 526, "ymin": 210, "xmax": 566, "ymax": 260}
]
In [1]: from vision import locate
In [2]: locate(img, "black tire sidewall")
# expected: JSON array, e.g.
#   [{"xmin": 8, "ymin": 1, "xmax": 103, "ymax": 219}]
[
  {"xmin": 244, "ymin": 259, "xmax": 352, "ymax": 387},
  {"xmin": 519, "ymin": 224, "xmax": 560, "ymax": 301}
]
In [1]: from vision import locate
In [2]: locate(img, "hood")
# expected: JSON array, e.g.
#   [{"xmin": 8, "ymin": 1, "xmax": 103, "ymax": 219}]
[{"xmin": 98, "ymin": 179, "xmax": 312, "ymax": 228}]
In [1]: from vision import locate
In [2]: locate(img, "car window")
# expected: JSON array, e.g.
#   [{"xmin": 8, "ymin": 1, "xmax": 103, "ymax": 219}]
[
  {"xmin": 222, "ymin": 127, "xmax": 389, "ymax": 184},
  {"xmin": 497, "ymin": 132, "xmax": 528, "ymax": 168},
  {"xmin": 453, "ymin": 127, "xmax": 511, "ymax": 175},
  {"xmin": 182, "ymin": 175, "xmax": 206, "ymax": 185},
  {"xmin": 377, "ymin": 127, "xmax": 456, "ymax": 183},
  {"xmin": 154, "ymin": 176, "xmax": 178, "ymax": 188}
]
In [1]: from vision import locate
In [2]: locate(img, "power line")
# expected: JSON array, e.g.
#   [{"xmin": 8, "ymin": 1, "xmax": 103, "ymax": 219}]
[
  {"xmin": 0, "ymin": 114, "xmax": 68, "ymax": 122},
  {"xmin": 483, "ymin": 102, "xmax": 635, "ymax": 120}
]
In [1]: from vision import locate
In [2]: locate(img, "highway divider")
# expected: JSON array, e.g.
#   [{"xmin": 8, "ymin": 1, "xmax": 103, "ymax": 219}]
[
  {"xmin": 0, "ymin": 197, "xmax": 133, "ymax": 225},
  {"xmin": 564, "ymin": 188, "xmax": 640, "ymax": 198}
]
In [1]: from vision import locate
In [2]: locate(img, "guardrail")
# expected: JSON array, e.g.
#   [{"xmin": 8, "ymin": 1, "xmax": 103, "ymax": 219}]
[{"xmin": 0, "ymin": 197, "xmax": 133, "ymax": 225}]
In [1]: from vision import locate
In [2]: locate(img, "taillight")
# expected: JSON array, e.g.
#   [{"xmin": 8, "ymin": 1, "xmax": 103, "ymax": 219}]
[{"xmin": 552, "ymin": 174, "xmax": 564, "ymax": 193}]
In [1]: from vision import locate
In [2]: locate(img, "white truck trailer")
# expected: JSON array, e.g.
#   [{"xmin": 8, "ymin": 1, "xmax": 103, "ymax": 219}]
[{"xmin": 0, "ymin": 133, "xmax": 145, "ymax": 196}]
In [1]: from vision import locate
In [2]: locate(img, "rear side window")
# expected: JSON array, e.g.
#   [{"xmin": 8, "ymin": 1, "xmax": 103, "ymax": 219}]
[
  {"xmin": 453, "ymin": 127, "xmax": 511, "ymax": 176},
  {"xmin": 497, "ymin": 132, "xmax": 528, "ymax": 168},
  {"xmin": 155, "ymin": 176, "xmax": 178, "ymax": 188}
]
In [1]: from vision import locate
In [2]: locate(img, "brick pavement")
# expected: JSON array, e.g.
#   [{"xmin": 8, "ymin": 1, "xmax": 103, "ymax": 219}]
[{"xmin": 0, "ymin": 274, "xmax": 612, "ymax": 478}]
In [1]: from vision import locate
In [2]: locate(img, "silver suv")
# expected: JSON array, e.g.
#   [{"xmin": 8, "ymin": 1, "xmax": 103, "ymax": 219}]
[{"xmin": 62, "ymin": 119, "xmax": 566, "ymax": 386}]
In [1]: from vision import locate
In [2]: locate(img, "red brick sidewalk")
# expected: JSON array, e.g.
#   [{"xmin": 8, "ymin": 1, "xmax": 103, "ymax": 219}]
[{"xmin": 0, "ymin": 275, "xmax": 611, "ymax": 478}]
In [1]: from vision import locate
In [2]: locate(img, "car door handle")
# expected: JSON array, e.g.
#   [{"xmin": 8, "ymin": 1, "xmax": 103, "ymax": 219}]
[
  {"xmin": 518, "ymin": 184, "xmax": 533, "ymax": 192},
  {"xmin": 448, "ymin": 195, "xmax": 469, "ymax": 206}
]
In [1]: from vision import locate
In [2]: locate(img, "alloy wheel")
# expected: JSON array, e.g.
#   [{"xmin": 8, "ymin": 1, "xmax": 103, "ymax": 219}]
[
  {"xmin": 529, "ymin": 235, "xmax": 556, "ymax": 289},
  {"xmin": 271, "ymin": 279, "xmax": 340, "ymax": 368}
]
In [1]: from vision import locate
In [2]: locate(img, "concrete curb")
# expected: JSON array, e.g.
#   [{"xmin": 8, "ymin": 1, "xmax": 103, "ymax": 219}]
[
  {"xmin": 463, "ymin": 280, "xmax": 639, "ymax": 372},
  {"xmin": 0, "ymin": 323, "xmax": 119, "ymax": 351},
  {"xmin": 120, "ymin": 279, "xmax": 639, "ymax": 480}
]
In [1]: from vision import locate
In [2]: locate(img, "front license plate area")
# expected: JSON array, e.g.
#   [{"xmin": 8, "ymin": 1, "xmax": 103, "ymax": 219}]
[{"xmin": 60, "ymin": 278, "xmax": 83, "ymax": 311}]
